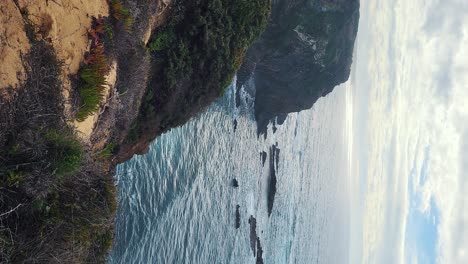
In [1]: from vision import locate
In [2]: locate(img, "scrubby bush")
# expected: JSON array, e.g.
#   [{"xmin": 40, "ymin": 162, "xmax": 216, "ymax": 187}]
[
  {"xmin": 126, "ymin": 0, "xmax": 270, "ymax": 143},
  {"xmin": 0, "ymin": 38, "xmax": 116, "ymax": 263},
  {"xmin": 76, "ymin": 26, "xmax": 110, "ymax": 122},
  {"xmin": 149, "ymin": 0, "xmax": 269, "ymax": 94},
  {"xmin": 96, "ymin": 142, "xmax": 116, "ymax": 160},
  {"xmin": 105, "ymin": 22, "xmax": 115, "ymax": 40},
  {"xmin": 148, "ymin": 30, "xmax": 175, "ymax": 52},
  {"xmin": 44, "ymin": 130, "xmax": 83, "ymax": 177},
  {"xmin": 110, "ymin": 0, "xmax": 134, "ymax": 32}
]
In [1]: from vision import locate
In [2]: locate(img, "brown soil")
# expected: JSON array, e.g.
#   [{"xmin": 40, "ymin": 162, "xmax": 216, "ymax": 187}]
[
  {"xmin": 0, "ymin": 1, "xmax": 30, "ymax": 92},
  {"xmin": 0, "ymin": 0, "xmax": 108, "ymax": 99}
]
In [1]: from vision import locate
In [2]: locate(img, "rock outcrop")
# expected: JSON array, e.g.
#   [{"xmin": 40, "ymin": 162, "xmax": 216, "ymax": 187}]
[
  {"xmin": 248, "ymin": 215, "xmax": 264, "ymax": 263},
  {"xmin": 235, "ymin": 205, "xmax": 241, "ymax": 229},
  {"xmin": 237, "ymin": 0, "xmax": 360, "ymax": 134},
  {"xmin": 248, "ymin": 215, "xmax": 258, "ymax": 256},
  {"xmin": 232, "ymin": 178, "xmax": 239, "ymax": 188},
  {"xmin": 114, "ymin": 0, "xmax": 271, "ymax": 163},
  {"xmin": 267, "ymin": 144, "xmax": 279, "ymax": 217},
  {"xmin": 256, "ymin": 237, "xmax": 264, "ymax": 264}
]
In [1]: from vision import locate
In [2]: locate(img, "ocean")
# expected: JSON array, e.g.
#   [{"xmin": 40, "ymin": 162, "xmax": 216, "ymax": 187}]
[{"xmin": 108, "ymin": 78, "xmax": 352, "ymax": 263}]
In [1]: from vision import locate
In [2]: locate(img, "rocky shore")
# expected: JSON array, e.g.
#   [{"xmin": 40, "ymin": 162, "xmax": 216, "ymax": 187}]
[{"xmin": 1, "ymin": 0, "xmax": 359, "ymax": 262}]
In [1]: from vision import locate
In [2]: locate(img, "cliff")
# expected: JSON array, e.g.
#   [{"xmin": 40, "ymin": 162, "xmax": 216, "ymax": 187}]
[
  {"xmin": 0, "ymin": 0, "xmax": 359, "ymax": 261},
  {"xmin": 114, "ymin": 0, "xmax": 271, "ymax": 163},
  {"xmin": 237, "ymin": 0, "xmax": 360, "ymax": 134},
  {"xmin": 0, "ymin": 0, "xmax": 270, "ymax": 261}
]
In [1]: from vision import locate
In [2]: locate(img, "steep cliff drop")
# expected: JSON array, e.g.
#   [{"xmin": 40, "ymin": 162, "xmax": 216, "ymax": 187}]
[{"xmin": 237, "ymin": 0, "xmax": 360, "ymax": 135}]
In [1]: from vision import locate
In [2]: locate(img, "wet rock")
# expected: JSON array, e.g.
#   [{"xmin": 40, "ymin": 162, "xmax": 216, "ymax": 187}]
[
  {"xmin": 256, "ymin": 237, "xmax": 264, "ymax": 264},
  {"xmin": 235, "ymin": 205, "xmax": 241, "ymax": 229},
  {"xmin": 231, "ymin": 178, "xmax": 239, "ymax": 188},
  {"xmin": 248, "ymin": 215, "xmax": 257, "ymax": 256},
  {"xmin": 260, "ymin": 151, "xmax": 267, "ymax": 167},
  {"xmin": 247, "ymin": 215, "xmax": 265, "ymax": 263},
  {"xmin": 267, "ymin": 144, "xmax": 280, "ymax": 217}
]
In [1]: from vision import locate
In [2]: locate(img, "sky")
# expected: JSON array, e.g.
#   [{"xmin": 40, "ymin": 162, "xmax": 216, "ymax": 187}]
[{"xmin": 346, "ymin": 0, "xmax": 468, "ymax": 263}]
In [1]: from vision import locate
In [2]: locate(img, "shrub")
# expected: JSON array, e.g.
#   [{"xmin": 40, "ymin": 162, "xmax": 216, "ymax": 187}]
[
  {"xmin": 76, "ymin": 84, "xmax": 104, "ymax": 121},
  {"xmin": 104, "ymin": 22, "xmax": 115, "ymax": 40},
  {"xmin": 129, "ymin": 0, "xmax": 271, "ymax": 143},
  {"xmin": 95, "ymin": 142, "xmax": 116, "ymax": 159},
  {"xmin": 1, "ymin": 21, "xmax": 116, "ymax": 264},
  {"xmin": 76, "ymin": 33, "xmax": 109, "ymax": 122},
  {"xmin": 146, "ymin": 0, "xmax": 270, "ymax": 92},
  {"xmin": 148, "ymin": 31, "xmax": 175, "ymax": 52},
  {"xmin": 124, "ymin": 16, "xmax": 134, "ymax": 32},
  {"xmin": 133, "ymin": 0, "xmax": 271, "ymax": 122},
  {"xmin": 110, "ymin": 0, "xmax": 134, "ymax": 32},
  {"xmin": 0, "ymin": 232, "xmax": 14, "ymax": 262},
  {"xmin": 6, "ymin": 170, "xmax": 24, "ymax": 187},
  {"xmin": 44, "ymin": 130, "xmax": 83, "ymax": 178}
]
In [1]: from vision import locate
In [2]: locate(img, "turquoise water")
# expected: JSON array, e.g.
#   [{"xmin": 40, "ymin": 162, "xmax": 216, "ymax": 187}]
[{"xmin": 109, "ymin": 80, "xmax": 350, "ymax": 263}]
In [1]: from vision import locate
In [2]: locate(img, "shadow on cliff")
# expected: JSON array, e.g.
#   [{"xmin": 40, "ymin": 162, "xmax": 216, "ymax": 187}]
[{"xmin": 236, "ymin": 0, "xmax": 360, "ymax": 135}]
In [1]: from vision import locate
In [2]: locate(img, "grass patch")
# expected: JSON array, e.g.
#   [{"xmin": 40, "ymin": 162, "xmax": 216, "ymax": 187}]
[{"xmin": 75, "ymin": 18, "xmax": 110, "ymax": 122}]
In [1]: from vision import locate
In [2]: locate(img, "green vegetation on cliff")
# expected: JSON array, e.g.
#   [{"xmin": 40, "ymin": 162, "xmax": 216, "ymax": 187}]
[
  {"xmin": 2, "ymin": 0, "xmax": 273, "ymax": 261},
  {"xmin": 75, "ymin": 1, "xmax": 135, "ymax": 122},
  {"xmin": 148, "ymin": 0, "xmax": 270, "ymax": 91},
  {"xmin": 0, "ymin": 39, "xmax": 115, "ymax": 264},
  {"xmin": 128, "ymin": 0, "xmax": 270, "ymax": 143}
]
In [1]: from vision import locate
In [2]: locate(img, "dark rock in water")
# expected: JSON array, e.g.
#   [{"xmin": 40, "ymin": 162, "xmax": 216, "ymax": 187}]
[
  {"xmin": 231, "ymin": 178, "xmax": 239, "ymax": 188},
  {"xmin": 233, "ymin": 119, "xmax": 238, "ymax": 131},
  {"xmin": 260, "ymin": 151, "xmax": 267, "ymax": 167},
  {"xmin": 272, "ymin": 115, "xmax": 287, "ymax": 133},
  {"xmin": 248, "ymin": 216, "xmax": 257, "ymax": 256},
  {"xmin": 276, "ymin": 114, "xmax": 287, "ymax": 126},
  {"xmin": 267, "ymin": 170, "xmax": 277, "ymax": 217},
  {"xmin": 237, "ymin": 0, "xmax": 360, "ymax": 135},
  {"xmin": 247, "ymin": 215, "xmax": 265, "ymax": 263},
  {"xmin": 267, "ymin": 144, "xmax": 280, "ymax": 217},
  {"xmin": 256, "ymin": 237, "xmax": 264, "ymax": 264},
  {"xmin": 235, "ymin": 205, "xmax": 241, "ymax": 229}
]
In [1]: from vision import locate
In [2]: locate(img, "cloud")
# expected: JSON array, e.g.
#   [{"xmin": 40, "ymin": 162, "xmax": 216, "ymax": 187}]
[
  {"xmin": 422, "ymin": 0, "xmax": 467, "ymax": 101},
  {"xmin": 349, "ymin": 0, "xmax": 468, "ymax": 263}
]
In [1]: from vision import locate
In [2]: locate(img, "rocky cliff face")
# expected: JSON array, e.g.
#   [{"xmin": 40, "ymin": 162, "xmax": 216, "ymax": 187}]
[
  {"xmin": 237, "ymin": 0, "xmax": 360, "ymax": 135},
  {"xmin": 114, "ymin": 0, "xmax": 271, "ymax": 163}
]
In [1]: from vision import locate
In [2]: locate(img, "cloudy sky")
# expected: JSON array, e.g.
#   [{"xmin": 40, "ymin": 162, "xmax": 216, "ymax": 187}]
[{"xmin": 346, "ymin": 0, "xmax": 468, "ymax": 263}]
